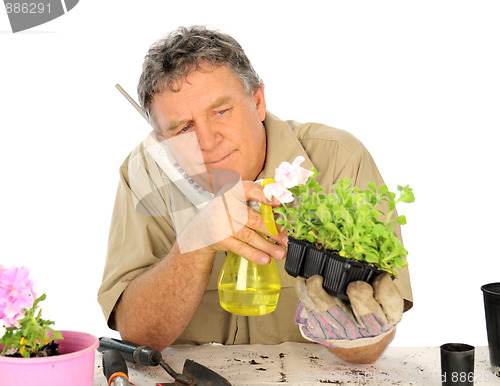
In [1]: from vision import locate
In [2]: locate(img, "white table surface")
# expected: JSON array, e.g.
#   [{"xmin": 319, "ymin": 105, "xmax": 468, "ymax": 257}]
[{"xmin": 93, "ymin": 343, "xmax": 500, "ymax": 385}]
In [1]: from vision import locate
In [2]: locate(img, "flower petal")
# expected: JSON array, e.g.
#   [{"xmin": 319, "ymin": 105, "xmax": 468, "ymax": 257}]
[{"xmin": 0, "ymin": 266, "xmax": 35, "ymax": 327}]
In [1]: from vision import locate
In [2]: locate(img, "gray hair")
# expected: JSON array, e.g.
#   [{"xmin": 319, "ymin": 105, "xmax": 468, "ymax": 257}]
[{"xmin": 137, "ymin": 25, "xmax": 263, "ymax": 129}]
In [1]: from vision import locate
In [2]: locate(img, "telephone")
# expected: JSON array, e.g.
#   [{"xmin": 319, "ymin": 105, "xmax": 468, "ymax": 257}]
[{"xmin": 115, "ymin": 84, "xmax": 213, "ymax": 210}]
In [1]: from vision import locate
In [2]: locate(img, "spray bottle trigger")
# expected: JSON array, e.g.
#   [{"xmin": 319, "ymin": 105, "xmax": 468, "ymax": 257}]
[{"xmin": 260, "ymin": 179, "xmax": 278, "ymax": 236}]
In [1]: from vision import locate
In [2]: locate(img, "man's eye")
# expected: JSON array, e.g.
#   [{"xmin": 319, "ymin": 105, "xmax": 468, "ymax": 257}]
[
  {"xmin": 179, "ymin": 124, "xmax": 192, "ymax": 133},
  {"xmin": 217, "ymin": 109, "xmax": 228, "ymax": 115}
]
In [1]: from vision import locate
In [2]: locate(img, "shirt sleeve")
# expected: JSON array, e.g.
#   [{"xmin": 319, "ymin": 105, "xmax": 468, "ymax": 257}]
[
  {"xmin": 334, "ymin": 143, "xmax": 414, "ymax": 312},
  {"xmin": 97, "ymin": 153, "xmax": 176, "ymax": 330}
]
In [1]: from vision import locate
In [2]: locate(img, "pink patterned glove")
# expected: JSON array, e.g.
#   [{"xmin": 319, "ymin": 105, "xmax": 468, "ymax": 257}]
[{"xmin": 295, "ymin": 274, "xmax": 403, "ymax": 348}]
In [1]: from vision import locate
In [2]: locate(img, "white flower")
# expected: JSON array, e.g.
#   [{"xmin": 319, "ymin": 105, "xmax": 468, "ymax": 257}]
[
  {"xmin": 263, "ymin": 156, "xmax": 314, "ymax": 204},
  {"xmin": 275, "ymin": 156, "xmax": 314, "ymax": 188},
  {"xmin": 263, "ymin": 182, "xmax": 294, "ymax": 203}
]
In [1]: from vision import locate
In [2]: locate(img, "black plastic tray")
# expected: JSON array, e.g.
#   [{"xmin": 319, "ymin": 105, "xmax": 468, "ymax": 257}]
[{"xmin": 284, "ymin": 237, "xmax": 382, "ymax": 301}]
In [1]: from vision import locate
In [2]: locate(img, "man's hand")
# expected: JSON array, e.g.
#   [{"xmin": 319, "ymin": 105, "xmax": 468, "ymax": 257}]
[
  {"xmin": 294, "ymin": 273, "xmax": 403, "ymax": 363},
  {"xmin": 177, "ymin": 180, "xmax": 288, "ymax": 264}
]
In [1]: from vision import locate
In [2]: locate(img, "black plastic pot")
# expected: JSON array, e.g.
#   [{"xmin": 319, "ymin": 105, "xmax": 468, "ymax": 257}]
[
  {"xmin": 284, "ymin": 237, "xmax": 383, "ymax": 301},
  {"xmin": 440, "ymin": 343, "xmax": 475, "ymax": 386},
  {"xmin": 481, "ymin": 282, "xmax": 500, "ymax": 377}
]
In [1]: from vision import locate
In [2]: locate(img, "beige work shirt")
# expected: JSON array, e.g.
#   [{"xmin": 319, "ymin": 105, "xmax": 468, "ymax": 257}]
[{"xmin": 98, "ymin": 111, "xmax": 413, "ymax": 345}]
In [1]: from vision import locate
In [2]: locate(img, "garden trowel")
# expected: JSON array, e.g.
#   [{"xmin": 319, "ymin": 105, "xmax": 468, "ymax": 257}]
[{"xmin": 98, "ymin": 337, "xmax": 232, "ymax": 385}]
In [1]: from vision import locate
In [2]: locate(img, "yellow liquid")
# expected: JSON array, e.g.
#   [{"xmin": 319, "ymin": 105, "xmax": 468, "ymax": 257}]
[
  {"xmin": 218, "ymin": 284, "xmax": 281, "ymax": 316},
  {"xmin": 217, "ymin": 184, "xmax": 282, "ymax": 316},
  {"xmin": 218, "ymin": 251, "xmax": 281, "ymax": 316}
]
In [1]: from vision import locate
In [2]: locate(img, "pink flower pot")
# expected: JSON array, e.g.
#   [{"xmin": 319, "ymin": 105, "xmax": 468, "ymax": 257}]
[{"xmin": 0, "ymin": 330, "xmax": 98, "ymax": 386}]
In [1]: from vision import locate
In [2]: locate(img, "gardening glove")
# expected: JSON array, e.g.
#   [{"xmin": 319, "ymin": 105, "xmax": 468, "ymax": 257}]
[{"xmin": 294, "ymin": 273, "xmax": 403, "ymax": 348}]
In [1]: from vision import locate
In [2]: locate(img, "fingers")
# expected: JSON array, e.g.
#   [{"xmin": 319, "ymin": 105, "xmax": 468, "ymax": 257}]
[
  {"xmin": 226, "ymin": 179, "xmax": 288, "ymax": 243},
  {"xmin": 226, "ymin": 228, "xmax": 287, "ymax": 265},
  {"xmin": 242, "ymin": 181, "xmax": 281, "ymax": 207},
  {"xmin": 219, "ymin": 204, "xmax": 286, "ymax": 264},
  {"xmin": 347, "ymin": 281, "xmax": 389, "ymax": 332},
  {"xmin": 194, "ymin": 179, "xmax": 289, "ymax": 264},
  {"xmin": 346, "ymin": 281, "xmax": 380, "ymax": 316},
  {"xmin": 295, "ymin": 277, "xmax": 318, "ymax": 311},
  {"xmin": 304, "ymin": 275, "xmax": 343, "ymax": 311},
  {"xmin": 372, "ymin": 273, "xmax": 404, "ymax": 325},
  {"xmin": 297, "ymin": 276, "xmax": 363, "ymax": 340},
  {"xmin": 296, "ymin": 275, "xmax": 402, "ymax": 347},
  {"xmin": 244, "ymin": 205, "xmax": 288, "ymax": 245}
]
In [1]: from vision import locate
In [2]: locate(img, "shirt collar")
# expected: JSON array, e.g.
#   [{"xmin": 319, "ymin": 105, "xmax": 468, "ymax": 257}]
[{"xmin": 257, "ymin": 111, "xmax": 316, "ymax": 180}]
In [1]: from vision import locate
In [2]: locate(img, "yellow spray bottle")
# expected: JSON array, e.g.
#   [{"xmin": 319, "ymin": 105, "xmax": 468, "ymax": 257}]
[{"xmin": 217, "ymin": 179, "xmax": 281, "ymax": 316}]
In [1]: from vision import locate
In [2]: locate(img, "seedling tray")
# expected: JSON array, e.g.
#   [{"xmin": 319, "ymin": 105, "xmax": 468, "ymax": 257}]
[{"xmin": 285, "ymin": 237, "xmax": 382, "ymax": 301}]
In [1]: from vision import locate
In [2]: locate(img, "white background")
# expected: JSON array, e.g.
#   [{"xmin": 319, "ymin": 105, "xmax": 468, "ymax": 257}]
[{"xmin": 1, "ymin": 1, "xmax": 499, "ymax": 348}]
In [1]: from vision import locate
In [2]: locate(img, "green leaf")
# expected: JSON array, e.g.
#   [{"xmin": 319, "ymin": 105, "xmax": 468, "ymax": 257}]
[
  {"xmin": 317, "ymin": 203, "xmax": 332, "ymax": 223},
  {"xmin": 395, "ymin": 215, "xmax": 407, "ymax": 225},
  {"xmin": 398, "ymin": 185, "xmax": 415, "ymax": 203},
  {"xmin": 364, "ymin": 252, "xmax": 380, "ymax": 264},
  {"xmin": 305, "ymin": 234, "xmax": 316, "ymax": 243},
  {"xmin": 273, "ymin": 206, "xmax": 286, "ymax": 215},
  {"xmin": 324, "ymin": 222, "xmax": 337, "ymax": 232},
  {"xmin": 372, "ymin": 223, "xmax": 385, "ymax": 237},
  {"xmin": 308, "ymin": 180, "xmax": 323, "ymax": 193},
  {"xmin": 379, "ymin": 185, "xmax": 389, "ymax": 196}
]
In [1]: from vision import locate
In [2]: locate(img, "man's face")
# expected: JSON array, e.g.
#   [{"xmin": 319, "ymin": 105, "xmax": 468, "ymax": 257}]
[{"xmin": 151, "ymin": 64, "xmax": 267, "ymax": 182}]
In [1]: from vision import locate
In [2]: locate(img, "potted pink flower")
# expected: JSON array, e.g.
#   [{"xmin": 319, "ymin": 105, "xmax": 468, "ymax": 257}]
[
  {"xmin": 0, "ymin": 265, "xmax": 99, "ymax": 386},
  {"xmin": 264, "ymin": 157, "xmax": 414, "ymax": 300},
  {"xmin": 0, "ymin": 266, "xmax": 62, "ymax": 358}
]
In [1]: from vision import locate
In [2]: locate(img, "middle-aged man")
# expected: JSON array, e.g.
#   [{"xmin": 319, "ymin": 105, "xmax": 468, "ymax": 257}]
[{"xmin": 98, "ymin": 25, "xmax": 413, "ymax": 364}]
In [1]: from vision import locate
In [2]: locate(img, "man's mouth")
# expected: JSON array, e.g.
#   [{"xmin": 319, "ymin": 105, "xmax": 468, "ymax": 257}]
[{"xmin": 205, "ymin": 151, "xmax": 235, "ymax": 167}]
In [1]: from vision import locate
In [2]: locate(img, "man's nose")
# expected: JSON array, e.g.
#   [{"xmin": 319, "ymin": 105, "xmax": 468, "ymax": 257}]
[{"xmin": 195, "ymin": 120, "xmax": 221, "ymax": 151}]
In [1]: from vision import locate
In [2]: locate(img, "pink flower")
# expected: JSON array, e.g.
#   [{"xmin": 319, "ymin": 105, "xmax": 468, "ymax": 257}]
[
  {"xmin": 274, "ymin": 156, "xmax": 314, "ymax": 188},
  {"xmin": 263, "ymin": 156, "xmax": 314, "ymax": 204},
  {"xmin": 0, "ymin": 266, "xmax": 36, "ymax": 328},
  {"xmin": 263, "ymin": 182, "xmax": 294, "ymax": 203}
]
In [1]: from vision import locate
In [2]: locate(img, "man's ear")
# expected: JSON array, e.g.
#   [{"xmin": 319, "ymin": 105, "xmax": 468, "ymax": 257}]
[{"xmin": 252, "ymin": 85, "xmax": 266, "ymax": 122}]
